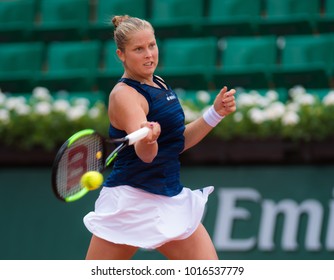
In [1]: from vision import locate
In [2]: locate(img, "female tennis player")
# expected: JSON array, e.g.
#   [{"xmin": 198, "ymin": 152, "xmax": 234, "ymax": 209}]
[{"xmin": 83, "ymin": 15, "xmax": 236, "ymax": 260}]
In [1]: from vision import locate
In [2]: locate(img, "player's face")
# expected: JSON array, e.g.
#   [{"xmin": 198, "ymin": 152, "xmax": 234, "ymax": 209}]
[{"xmin": 119, "ymin": 29, "xmax": 158, "ymax": 80}]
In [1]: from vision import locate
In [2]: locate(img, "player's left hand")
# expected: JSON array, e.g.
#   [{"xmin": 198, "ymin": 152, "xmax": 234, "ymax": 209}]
[{"xmin": 213, "ymin": 86, "xmax": 236, "ymax": 117}]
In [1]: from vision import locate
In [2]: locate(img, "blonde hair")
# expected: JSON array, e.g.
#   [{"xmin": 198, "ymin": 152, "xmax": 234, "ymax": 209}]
[{"xmin": 112, "ymin": 15, "xmax": 154, "ymax": 51}]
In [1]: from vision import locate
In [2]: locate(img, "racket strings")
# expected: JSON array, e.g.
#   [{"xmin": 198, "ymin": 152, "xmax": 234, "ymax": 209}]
[{"xmin": 56, "ymin": 134, "xmax": 104, "ymax": 199}]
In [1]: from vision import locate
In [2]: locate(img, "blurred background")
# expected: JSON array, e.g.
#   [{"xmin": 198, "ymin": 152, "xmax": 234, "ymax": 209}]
[{"xmin": 0, "ymin": 0, "xmax": 334, "ymax": 260}]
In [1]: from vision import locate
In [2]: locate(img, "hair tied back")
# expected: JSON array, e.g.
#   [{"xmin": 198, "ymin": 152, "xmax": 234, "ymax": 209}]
[{"xmin": 112, "ymin": 15, "xmax": 130, "ymax": 29}]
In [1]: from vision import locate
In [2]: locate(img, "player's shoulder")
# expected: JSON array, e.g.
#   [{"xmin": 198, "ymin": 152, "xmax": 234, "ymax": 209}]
[{"xmin": 110, "ymin": 82, "xmax": 137, "ymax": 97}]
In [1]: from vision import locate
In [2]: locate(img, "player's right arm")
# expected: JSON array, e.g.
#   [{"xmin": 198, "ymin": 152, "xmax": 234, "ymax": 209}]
[{"xmin": 108, "ymin": 83, "xmax": 160, "ymax": 163}]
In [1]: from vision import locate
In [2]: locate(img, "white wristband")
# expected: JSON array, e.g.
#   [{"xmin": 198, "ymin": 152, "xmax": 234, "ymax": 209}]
[{"xmin": 202, "ymin": 106, "xmax": 224, "ymax": 127}]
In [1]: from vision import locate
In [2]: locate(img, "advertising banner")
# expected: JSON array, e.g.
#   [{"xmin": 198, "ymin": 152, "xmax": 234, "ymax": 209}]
[{"xmin": 180, "ymin": 165, "xmax": 334, "ymax": 260}]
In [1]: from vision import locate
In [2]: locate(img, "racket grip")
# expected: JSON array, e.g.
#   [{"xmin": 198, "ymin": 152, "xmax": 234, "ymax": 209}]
[{"xmin": 126, "ymin": 127, "xmax": 150, "ymax": 145}]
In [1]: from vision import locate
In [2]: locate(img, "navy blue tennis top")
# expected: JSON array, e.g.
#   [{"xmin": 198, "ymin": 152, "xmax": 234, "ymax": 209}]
[{"xmin": 104, "ymin": 76, "xmax": 185, "ymax": 197}]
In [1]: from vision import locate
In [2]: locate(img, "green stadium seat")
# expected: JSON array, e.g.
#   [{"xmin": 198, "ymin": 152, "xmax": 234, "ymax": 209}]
[
  {"xmin": 150, "ymin": 0, "xmax": 204, "ymax": 39},
  {"xmin": 89, "ymin": 0, "xmax": 147, "ymax": 41},
  {"xmin": 155, "ymin": 37, "xmax": 218, "ymax": 90},
  {"xmin": 34, "ymin": 41, "xmax": 101, "ymax": 92},
  {"xmin": 0, "ymin": 42, "xmax": 44, "ymax": 93},
  {"xmin": 33, "ymin": 0, "xmax": 90, "ymax": 41},
  {"xmin": 96, "ymin": 41, "xmax": 124, "ymax": 93},
  {"xmin": 258, "ymin": 0, "xmax": 320, "ymax": 36},
  {"xmin": 211, "ymin": 36, "xmax": 278, "ymax": 89},
  {"xmin": 0, "ymin": 0, "xmax": 36, "ymax": 42},
  {"xmin": 200, "ymin": 0, "xmax": 262, "ymax": 37},
  {"xmin": 271, "ymin": 34, "xmax": 333, "ymax": 89},
  {"xmin": 317, "ymin": 0, "xmax": 334, "ymax": 33}
]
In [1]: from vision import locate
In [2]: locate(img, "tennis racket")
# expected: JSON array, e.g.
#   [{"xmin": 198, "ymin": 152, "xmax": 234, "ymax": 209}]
[{"xmin": 51, "ymin": 127, "xmax": 150, "ymax": 202}]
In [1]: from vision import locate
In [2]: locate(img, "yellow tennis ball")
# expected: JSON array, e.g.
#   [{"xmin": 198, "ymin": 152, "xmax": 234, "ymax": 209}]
[{"xmin": 80, "ymin": 171, "xmax": 103, "ymax": 191}]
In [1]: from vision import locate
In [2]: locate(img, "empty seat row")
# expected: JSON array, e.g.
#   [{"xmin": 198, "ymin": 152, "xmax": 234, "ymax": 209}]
[
  {"xmin": 0, "ymin": 40, "xmax": 121, "ymax": 93},
  {"xmin": 0, "ymin": 0, "xmax": 146, "ymax": 42},
  {"xmin": 152, "ymin": 0, "xmax": 334, "ymax": 38},
  {"xmin": 1, "ymin": 0, "xmax": 334, "ymax": 43},
  {"xmin": 157, "ymin": 34, "xmax": 334, "ymax": 90},
  {"xmin": 168, "ymin": 32, "xmax": 331, "ymax": 91},
  {"xmin": 1, "ymin": 35, "xmax": 334, "ymax": 93}
]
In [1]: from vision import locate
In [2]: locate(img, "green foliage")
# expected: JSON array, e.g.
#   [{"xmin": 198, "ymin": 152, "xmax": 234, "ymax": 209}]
[
  {"xmin": 180, "ymin": 86, "xmax": 334, "ymax": 142},
  {"xmin": 2, "ymin": 85, "xmax": 334, "ymax": 152},
  {"xmin": 0, "ymin": 87, "xmax": 109, "ymax": 151}
]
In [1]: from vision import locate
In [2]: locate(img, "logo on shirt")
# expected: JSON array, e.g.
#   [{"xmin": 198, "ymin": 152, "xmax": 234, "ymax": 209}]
[{"xmin": 166, "ymin": 91, "xmax": 176, "ymax": 101}]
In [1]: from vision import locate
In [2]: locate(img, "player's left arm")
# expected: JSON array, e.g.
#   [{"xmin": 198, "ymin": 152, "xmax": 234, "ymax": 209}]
[{"xmin": 182, "ymin": 86, "xmax": 236, "ymax": 152}]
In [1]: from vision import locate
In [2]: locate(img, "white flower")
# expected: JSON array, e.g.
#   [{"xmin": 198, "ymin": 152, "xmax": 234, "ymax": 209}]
[
  {"xmin": 183, "ymin": 106, "xmax": 200, "ymax": 122},
  {"xmin": 266, "ymin": 90, "xmax": 279, "ymax": 102},
  {"xmin": 237, "ymin": 91, "xmax": 271, "ymax": 108},
  {"xmin": 289, "ymin": 85, "xmax": 306, "ymax": 99},
  {"xmin": 237, "ymin": 93, "xmax": 257, "ymax": 107},
  {"xmin": 233, "ymin": 112, "xmax": 243, "ymax": 122},
  {"xmin": 88, "ymin": 107, "xmax": 100, "ymax": 118},
  {"xmin": 0, "ymin": 91, "xmax": 6, "ymax": 105},
  {"xmin": 289, "ymin": 86, "xmax": 315, "ymax": 106},
  {"xmin": 73, "ymin": 98, "xmax": 90, "ymax": 107},
  {"xmin": 67, "ymin": 106, "xmax": 86, "ymax": 120},
  {"xmin": 76, "ymin": 104, "xmax": 88, "ymax": 113},
  {"xmin": 196, "ymin": 90, "xmax": 211, "ymax": 104},
  {"xmin": 34, "ymin": 101, "xmax": 52, "ymax": 115},
  {"xmin": 256, "ymin": 94, "xmax": 271, "ymax": 107},
  {"xmin": 264, "ymin": 101, "xmax": 285, "ymax": 121},
  {"xmin": 53, "ymin": 99, "xmax": 71, "ymax": 112},
  {"xmin": 5, "ymin": 97, "xmax": 27, "ymax": 110},
  {"xmin": 14, "ymin": 103, "xmax": 31, "ymax": 116},
  {"xmin": 249, "ymin": 108, "xmax": 266, "ymax": 124},
  {"xmin": 32, "ymin": 87, "xmax": 52, "ymax": 101},
  {"xmin": 282, "ymin": 111, "xmax": 300, "ymax": 126},
  {"xmin": 285, "ymin": 102, "xmax": 300, "ymax": 112},
  {"xmin": 0, "ymin": 109, "xmax": 9, "ymax": 124},
  {"xmin": 174, "ymin": 88, "xmax": 187, "ymax": 100},
  {"xmin": 297, "ymin": 93, "xmax": 316, "ymax": 106},
  {"xmin": 322, "ymin": 91, "xmax": 334, "ymax": 106}
]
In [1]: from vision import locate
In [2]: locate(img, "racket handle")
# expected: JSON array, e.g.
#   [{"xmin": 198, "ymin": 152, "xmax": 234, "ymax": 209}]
[{"xmin": 126, "ymin": 127, "xmax": 150, "ymax": 145}]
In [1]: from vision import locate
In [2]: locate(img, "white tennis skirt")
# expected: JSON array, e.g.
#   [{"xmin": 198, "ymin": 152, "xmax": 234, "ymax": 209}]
[{"xmin": 83, "ymin": 185, "xmax": 214, "ymax": 249}]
